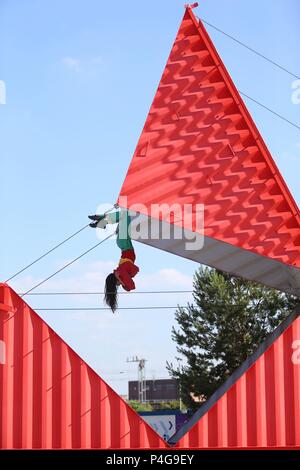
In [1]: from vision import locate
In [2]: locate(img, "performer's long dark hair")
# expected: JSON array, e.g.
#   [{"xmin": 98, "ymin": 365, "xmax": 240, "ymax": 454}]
[{"xmin": 104, "ymin": 273, "xmax": 118, "ymax": 312}]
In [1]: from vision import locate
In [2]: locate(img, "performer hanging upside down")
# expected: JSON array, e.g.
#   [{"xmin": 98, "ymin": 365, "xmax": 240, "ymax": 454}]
[{"xmin": 88, "ymin": 208, "xmax": 139, "ymax": 312}]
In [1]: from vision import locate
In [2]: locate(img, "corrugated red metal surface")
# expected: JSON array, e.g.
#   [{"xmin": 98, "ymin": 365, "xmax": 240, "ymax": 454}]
[
  {"xmin": 118, "ymin": 7, "xmax": 300, "ymax": 270},
  {"xmin": 0, "ymin": 283, "xmax": 167, "ymax": 449},
  {"xmin": 170, "ymin": 308, "xmax": 300, "ymax": 449}
]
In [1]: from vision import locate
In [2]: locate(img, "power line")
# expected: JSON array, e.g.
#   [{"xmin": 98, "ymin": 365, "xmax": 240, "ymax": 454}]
[
  {"xmin": 33, "ymin": 302, "xmax": 267, "ymax": 310},
  {"xmin": 195, "ymin": 17, "xmax": 300, "ymax": 130},
  {"xmin": 198, "ymin": 17, "xmax": 300, "ymax": 80},
  {"xmin": 6, "ymin": 204, "xmax": 118, "ymax": 283},
  {"xmin": 34, "ymin": 306, "xmax": 189, "ymax": 311},
  {"xmin": 239, "ymin": 91, "xmax": 300, "ymax": 131},
  {"xmin": 21, "ymin": 290, "xmax": 193, "ymax": 296},
  {"xmin": 5, "ymin": 224, "xmax": 90, "ymax": 283},
  {"xmin": 21, "ymin": 232, "xmax": 115, "ymax": 297}
]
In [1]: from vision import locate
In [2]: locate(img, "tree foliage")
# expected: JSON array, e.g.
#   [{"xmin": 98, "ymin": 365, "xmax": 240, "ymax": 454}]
[
  {"xmin": 128, "ymin": 400, "xmax": 182, "ymax": 412},
  {"xmin": 167, "ymin": 267, "xmax": 298, "ymax": 410}
]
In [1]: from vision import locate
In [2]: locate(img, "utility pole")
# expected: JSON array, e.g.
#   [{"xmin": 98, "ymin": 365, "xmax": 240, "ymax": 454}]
[{"xmin": 127, "ymin": 356, "xmax": 147, "ymax": 403}]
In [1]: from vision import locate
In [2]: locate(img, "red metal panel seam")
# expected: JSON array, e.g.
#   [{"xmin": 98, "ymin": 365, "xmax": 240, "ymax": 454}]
[
  {"xmin": 274, "ymin": 333, "xmax": 286, "ymax": 445},
  {"xmin": 51, "ymin": 330, "xmax": 62, "ymax": 448},
  {"xmin": 283, "ymin": 325, "xmax": 296, "ymax": 445},
  {"xmin": 41, "ymin": 321, "xmax": 52, "ymax": 448},
  {"xmin": 7, "ymin": 293, "xmax": 15, "ymax": 449},
  {"xmin": 100, "ymin": 378, "xmax": 109, "ymax": 448},
  {"xmin": 201, "ymin": 413, "xmax": 208, "ymax": 448},
  {"xmin": 255, "ymin": 355, "xmax": 267, "ymax": 447},
  {"xmin": 236, "ymin": 373, "xmax": 247, "ymax": 447},
  {"xmin": 227, "ymin": 384, "xmax": 237, "ymax": 446},
  {"xmin": 264, "ymin": 345, "xmax": 276, "ymax": 446},
  {"xmin": 0, "ymin": 289, "xmax": 13, "ymax": 448},
  {"xmin": 90, "ymin": 367, "xmax": 101, "ymax": 449},
  {"xmin": 60, "ymin": 343, "xmax": 70, "ymax": 448},
  {"xmin": 32, "ymin": 306, "xmax": 42, "ymax": 448},
  {"xmin": 217, "ymin": 394, "xmax": 228, "ymax": 447},
  {"xmin": 208, "ymin": 401, "xmax": 218, "ymax": 447},
  {"xmin": 22, "ymin": 304, "xmax": 34, "ymax": 448}
]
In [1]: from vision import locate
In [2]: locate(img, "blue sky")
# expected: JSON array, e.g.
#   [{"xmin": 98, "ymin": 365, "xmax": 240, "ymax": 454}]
[{"xmin": 1, "ymin": 0, "xmax": 299, "ymax": 394}]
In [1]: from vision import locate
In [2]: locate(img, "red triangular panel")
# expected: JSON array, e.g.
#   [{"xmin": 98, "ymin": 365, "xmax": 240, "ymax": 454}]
[
  {"xmin": 0, "ymin": 283, "xmax": 167, "ymax": 449},
  {"xmin": 170, "ymin": 307, "xmax": 300, "ymax": 449},
  {"xmin": 118, "ymin": 7, "xmax": 300, "ymax": 295}
]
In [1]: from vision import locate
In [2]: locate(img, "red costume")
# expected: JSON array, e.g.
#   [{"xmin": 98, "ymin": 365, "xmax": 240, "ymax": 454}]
[{"xmin": 113, "ymin": 249, "xmax": 139, "ymax": 291}]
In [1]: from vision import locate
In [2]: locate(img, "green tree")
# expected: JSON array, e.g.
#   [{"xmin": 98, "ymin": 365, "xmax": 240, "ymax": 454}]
[
  {"xmin": 167, "ymin": 267, "xmax": 298, "ymax": 410},
  {"xmin": 128, "ymin": 400, "xmax": 153, "ymax": 412},
  {"xmin": 128, "ymin": 400, "xmax": 184, "ymax": 412},
  {"xmin": 151, "ymin": 401, "xmax": 183, "ymax": 411}
]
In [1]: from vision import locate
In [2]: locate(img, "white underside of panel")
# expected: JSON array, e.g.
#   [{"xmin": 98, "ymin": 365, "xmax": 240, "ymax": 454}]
[{"xmin": 128, "ymin": 212, "xmax": 300, "ymax": 298}]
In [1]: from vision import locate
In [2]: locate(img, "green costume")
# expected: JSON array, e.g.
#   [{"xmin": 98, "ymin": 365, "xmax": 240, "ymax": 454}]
[{"xmin": 105, "ymin": 209, "xmax": 133, "ymax": 251}]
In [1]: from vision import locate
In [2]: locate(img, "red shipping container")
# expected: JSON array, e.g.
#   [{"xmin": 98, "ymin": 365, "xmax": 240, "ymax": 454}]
[
  {"xmin": 0, "ymin": 283, "xmax": 167, "ymax": 449},
  {"xmin": 169, "ymin": 305, "xmax": 300, "ymax": 449},
  {"xmin": 118, "ymin": 6, "xmax": 300, "ymax": 297}
]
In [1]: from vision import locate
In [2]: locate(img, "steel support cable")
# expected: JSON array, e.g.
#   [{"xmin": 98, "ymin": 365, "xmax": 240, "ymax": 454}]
[
  {"xmin": 32, "ymin": 301, "xmax": 266, "ymax": 310},
  {"xmin": 193, "ymin": 16, "xmax": 300, "ymax": 130},
  {"xmin": 33, "ymin": 304, "xmax": 262, "ymax": 310},
  {"xmin": 198, "ymin": 17, "xmax": 300, "ymax": 80},
  {"xmin": 34, "ymin": 306, "xmax": 190, "ymax": 311},
  {"xmin": 5, "ymin": 204, "xmax": 117, "ymax": 283},
  {"xmin": 239, "ymin": 91, "xmax": 300, "ymax": 131},
  {"xmin": 20, "ymin": 290, "xmax": 194, "ymax": 296},
  {"xmin": 21, "ymin": 231, "xmax": 116, "ymax": 297},
  {"xmin": 5, "ymin": 224, "xmax": 90, "ymax": 283}
]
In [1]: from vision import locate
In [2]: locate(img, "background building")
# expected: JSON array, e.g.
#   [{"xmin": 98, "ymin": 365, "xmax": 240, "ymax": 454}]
[{"xmin": 128, "ymin": 378, "xmax": 179, "ymax": 402}]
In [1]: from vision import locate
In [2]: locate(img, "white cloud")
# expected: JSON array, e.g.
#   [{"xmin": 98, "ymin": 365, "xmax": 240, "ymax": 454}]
[
  {"xmin": 90, "ymin": 55, "xmax": 102, "ymax": 65},
  {"xmin": 61, "ymin": 55, "xmax": 103, "ymax": 74},
  {"xmin": 11, "ymin": 261, "xmax": 192, "ymax": 298},
  {"xmin": 279, "ymin": 146, "xmax": 300, "ymax": 165},
  {"xmin": 138, "ymin": 268, "xmax": 192, "ymax": 290},
  {"xmin": 9, "ymin": 261, "xmax": 192, "ymax": 394},
  {"xmin": 10, "ymin": 259, "xmax": 115, "ymax": 304},
  {"xmin": 10, "ymin": 261, "xmax": 193, "ymax": 338},
  {"xmin": 62, "ymin": 56, "xmax": 81, "ymax": 71}
]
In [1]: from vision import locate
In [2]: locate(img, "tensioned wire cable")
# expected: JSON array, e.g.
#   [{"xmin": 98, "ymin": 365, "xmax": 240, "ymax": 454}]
[
  {"xmin": 20, "ymin": 290, "xmax": 194, "ymax": 296},
  {"xmin": 32, "ymin": 304, "xmax": 266, "ymax": 312},
  {"xmin": 5, "ymin": 204, "xmax": 118, "ymax": 283},
  {"xmin": 198, "ymin": 16, "xmax": 300, "ymax": 80},
  {"xmin": 21, "ymin": 231, "xmax": 116, "ymax": 297},
  {"xmin": 33, "ymin": 304, "xmax": 263, "ymax": 311},
  {"xmin": 239, "ymin": 91, "xmax": 300, "ymax": 131},
  {"xmin": 193, "ymin": 16, "xmax": 300, "ymax": 130},
  {"xmin": 34, "ymin": 306, "xmax": 191, "ymax": 311},
  {"xmin": 5, "ymin": 224, "xmax": 89, "ymax": 283}
]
